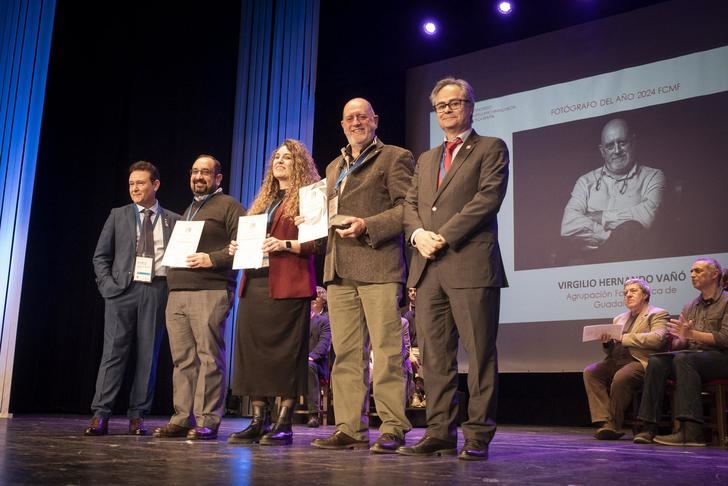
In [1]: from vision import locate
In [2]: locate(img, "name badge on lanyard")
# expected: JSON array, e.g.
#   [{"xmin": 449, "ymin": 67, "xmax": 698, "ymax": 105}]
[{"xmin": 134, "ymin": 256, "xmax": 154, "ymax": 282}]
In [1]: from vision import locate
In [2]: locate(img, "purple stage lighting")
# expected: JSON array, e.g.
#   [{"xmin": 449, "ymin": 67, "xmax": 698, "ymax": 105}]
[
  {"xmin": 423, "ymin": 21, "xmax": 437, "ymax": 36},
  {"xmin": 497, "ymin": 1, "xmax": 513, "ymax": 15}
]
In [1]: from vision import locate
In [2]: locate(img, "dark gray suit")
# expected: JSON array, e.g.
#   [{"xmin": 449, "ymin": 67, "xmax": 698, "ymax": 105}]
[
  {"xmin": 91, "ymin": 203, "xmax": 180, "ymax": 418},
  {"xmin": 403, "ymin": 131, "xmax": 509, "ymax": 443}
]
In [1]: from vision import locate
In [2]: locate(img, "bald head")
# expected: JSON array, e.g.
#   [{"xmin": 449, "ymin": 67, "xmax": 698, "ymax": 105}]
[
  {"xmin": 599, "ymin": 118, "xmax": 635, "ymax": 176},
  {"xmin": 341, "ymin": 98, "xmax": 379, "ymax": 156}
]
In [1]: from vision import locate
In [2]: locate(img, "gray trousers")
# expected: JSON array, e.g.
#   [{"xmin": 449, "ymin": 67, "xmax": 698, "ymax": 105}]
[
  {"xmin": 328, "ymin": 279, "xmax": 411, "ymax": 440},
  {"xmin": 165, "ymin": 289, "xmax": 232, "ymax": 429}
]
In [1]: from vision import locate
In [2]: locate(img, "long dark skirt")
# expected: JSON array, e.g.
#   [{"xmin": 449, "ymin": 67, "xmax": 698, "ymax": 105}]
[{"xmin": 232, "ymin": 272, "xmax": 310, "ymax": 398}]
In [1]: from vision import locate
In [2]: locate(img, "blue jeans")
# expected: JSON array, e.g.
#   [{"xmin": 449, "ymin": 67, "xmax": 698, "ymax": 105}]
[{"xmin": 638, "ymin": 350, "xmax": 728, "ymax": 424}]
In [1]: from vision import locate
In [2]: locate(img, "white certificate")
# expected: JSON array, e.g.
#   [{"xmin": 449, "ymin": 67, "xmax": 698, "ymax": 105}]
[
  {"xmin": 161, "ymin": 221, "xmax": 205, "ymax": 268},
  {"xmin": 298, "ymin": 179, "xmax": 329, "ymax": 243},
  {"xmin": 582, "ymin": 323, "xmax": 624, "ymax": 342},
  {"xmin": 233, "ymin": 214, "xmax": 267, "ymax": 269}
]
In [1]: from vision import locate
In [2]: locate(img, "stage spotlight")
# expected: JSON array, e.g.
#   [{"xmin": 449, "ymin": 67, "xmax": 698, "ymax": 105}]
[
  {"xmin": 423, "ymin": 21, "xmax": 437, "ymax": 36},
  {"xmin": 497, "ymin": 1, "xmax": 513, "ymax": 15}
]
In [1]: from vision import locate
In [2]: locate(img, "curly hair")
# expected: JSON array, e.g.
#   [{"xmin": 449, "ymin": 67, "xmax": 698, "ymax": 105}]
[{"xmin": 248, "ymin": 139, "xmax": 321, "ymax": 221}]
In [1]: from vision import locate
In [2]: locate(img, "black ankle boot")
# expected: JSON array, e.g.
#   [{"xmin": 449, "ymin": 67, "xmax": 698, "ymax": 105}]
[
  {"xmin": 260, "ymin": 405, "xmax": 293, "ymax": 446},
  {"xmin": 228, "ymin": 404, "xmax": 270, "ymax": 444}
]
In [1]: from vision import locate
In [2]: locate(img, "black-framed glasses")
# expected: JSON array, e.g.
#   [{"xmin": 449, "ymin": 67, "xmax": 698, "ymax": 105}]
[
  {"xmin": 433, "ymin": 99, "xmax": 470, "ymax": 113},
  {"xmin": 190, "ymin": 168, "xmax": 214, "ymax": 176}
]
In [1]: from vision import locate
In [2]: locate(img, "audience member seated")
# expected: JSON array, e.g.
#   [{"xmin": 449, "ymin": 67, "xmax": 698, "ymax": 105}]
[
  {"xmin": 635, "ymin": 257, "xmax": 728, "ymax": 446},
  {"xmin": 307, "ymin": 286, "xmax": 331, "ymax": 428},
  {"xmin": 401, "ymin": 287, "xmax": 425, "ymax": 407},
  {"xmin": 369, "ymin": 316, "xmax": 415, "ymax": 407},
  {"xmin": 584, "ymin": 278, "xmax": 668, "ymax": 440}
]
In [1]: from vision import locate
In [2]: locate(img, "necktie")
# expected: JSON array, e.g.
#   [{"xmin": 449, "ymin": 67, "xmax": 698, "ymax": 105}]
[
  {"xmin": 137, "ymin": 209, "xmax": 154, "ymax": 257},
  {"xmin": 439, "ymin": 137, "xmax": 462, "ymax": 187}
]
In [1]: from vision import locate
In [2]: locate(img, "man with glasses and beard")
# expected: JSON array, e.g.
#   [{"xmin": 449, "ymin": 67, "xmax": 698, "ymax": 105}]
[{"xmin": 153, "ymin": 155, "xmax": 245, "ymax": 441}]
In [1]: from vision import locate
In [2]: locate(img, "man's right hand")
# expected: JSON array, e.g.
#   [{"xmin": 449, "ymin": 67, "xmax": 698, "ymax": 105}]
[{"xmin": 414, "ymin": 230, "xmax": 446, "ymax": 260}]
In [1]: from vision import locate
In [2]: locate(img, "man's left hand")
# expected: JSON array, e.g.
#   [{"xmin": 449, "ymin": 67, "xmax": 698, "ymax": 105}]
[
  {"xmin": 187, "ymin": 253, "xmax": 213, "ymax": 268},
  {"xmin": 335, "ymin": 217, "xmax": 367, "ymax": 238}
]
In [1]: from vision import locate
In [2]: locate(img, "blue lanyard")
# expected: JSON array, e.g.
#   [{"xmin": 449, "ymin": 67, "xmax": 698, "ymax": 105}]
[
  {"xmin": 266, "ymin": 197, "xmax": 284, "ymax": 227},
  {"xmin": 185, "ymin": 192, "xmax": 217, "ymax": 221},
  {"xmin": 334, "ymin": 144, "xmax": 377, "ymax": 191}
]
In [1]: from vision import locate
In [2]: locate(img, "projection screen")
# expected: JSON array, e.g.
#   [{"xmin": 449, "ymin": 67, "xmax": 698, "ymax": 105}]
[{"xmin": 405, "ymin": 0, "xmax": 728, "ymax": 371}]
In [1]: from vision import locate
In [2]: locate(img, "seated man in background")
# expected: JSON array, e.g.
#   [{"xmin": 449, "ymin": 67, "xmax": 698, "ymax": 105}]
[
  {"xmin": 307, "ymin": 286, "xmax": 332, "ymax": 428},
  {"xmin": 636, "ymin": 258, "xmax": 728, "ymax": 446},
  {"xmin": 583, "ymin": 278, "xmax": 668, "ymax": 440},
  {"xmin": 401, "ymin": 287, "xmax": 425, "ymax": 407}
]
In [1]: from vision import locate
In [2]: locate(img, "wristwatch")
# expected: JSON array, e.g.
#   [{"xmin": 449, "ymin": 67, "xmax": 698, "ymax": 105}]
[{"xmin": 285, "ymin": 240, "xmax": 292, "ymax": 249}]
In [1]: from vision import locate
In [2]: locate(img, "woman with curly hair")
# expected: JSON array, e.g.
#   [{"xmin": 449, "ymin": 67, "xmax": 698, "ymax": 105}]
[{"xmin": 228, "ymin": 139, "xmax": 322, "ymax": 446}]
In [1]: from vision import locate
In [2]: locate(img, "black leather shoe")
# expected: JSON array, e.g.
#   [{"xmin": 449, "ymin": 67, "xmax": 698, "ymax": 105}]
[
  {"xmin": 396, "ymin": 435, "xmax": 456, "ymax": 457},
  {"xmin": 128, "ymin": 418, "xmax": 147, "ymax": 436},
  {"xmin": 229, "ymin": 404, "xmax": 271, "ymax": 444},
  {"xmin": 307, "ymin": 415, "xmax": 320, "ymax": 428},
  {"xmin": 260, "ymin": 424, "xmax": 293, "ymax": 446},
  {"xmin": 84, "ymin": 416, "xmax": 108, "ymax": 436},
  {"xmin": 260, "ymin": 406, "xmax": 293, "ymax": 446},
  {"xmin": 370, "ymin": 433, "xmax": 405, "ymax": 454},
  {"xmin": 187, "ymin": 426, "xmax": 219, "ymax": 440},
  {"xmin": 153, "ymin": 423, "xmax": 191, "ymax": 438},
  {"xmin": 311, "ymin": 431, "xmax": 370, "ymax": 450},
  {"xmin": 458, "ymin": 439, "xmax": 489, "ymax": 461}
]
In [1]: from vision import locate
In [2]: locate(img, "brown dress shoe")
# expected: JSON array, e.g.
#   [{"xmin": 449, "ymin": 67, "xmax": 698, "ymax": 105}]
[
  {"xmin": 310, "ymin": 431, "xmax": 369, "ymax": 450},
  {"xmin": 187, "ymin": 426, "xmax": 219, "ymax": 440},
  {"xmin": 458, "ymin": 439, "xmax": 489, "ymax": 461},
  {"xmin": 370, "ymin": 433, "xmax": 405, "ymax": 454},
  {"xmin": 129, "ymin": 418, "xmax": 147, "ymax": 436},
  {"xmin": 84, "ymin": 416, "xmax": 108, "ymax": 436},
  {"xmin": 153, "ymin": 423, "xmax": 191, "ymax": 438}
]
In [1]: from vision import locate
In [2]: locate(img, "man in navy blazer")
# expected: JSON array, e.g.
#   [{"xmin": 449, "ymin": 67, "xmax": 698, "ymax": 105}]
[
  {"xmin": 401, "ymin": 77, "xmax": 509, "ymax": 461},
  {"xmin": 86, "ymin": 161, "xmax": 180, "ymax": 436}
]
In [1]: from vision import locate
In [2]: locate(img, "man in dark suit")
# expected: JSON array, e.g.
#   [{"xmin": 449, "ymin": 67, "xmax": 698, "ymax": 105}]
[
  {"xmin": 86, "ymin": 161, "xmax": 180, "ymax": 436},
  {"xmin": 311, "ymin": 98, "xmax": 414, "ymax": 453},
  {"xmin": 400, "ymin": 77, "xmax": 509, "ymax": 461},
  {"xmin": 307, "ymin": 286, "xmax": 331, "ymax": 428}
]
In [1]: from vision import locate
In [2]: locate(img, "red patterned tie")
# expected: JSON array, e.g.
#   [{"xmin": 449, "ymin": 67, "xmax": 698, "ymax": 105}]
[{"xmin": 439, "ymin": 137, "xmax": 462, "ymax": 187}]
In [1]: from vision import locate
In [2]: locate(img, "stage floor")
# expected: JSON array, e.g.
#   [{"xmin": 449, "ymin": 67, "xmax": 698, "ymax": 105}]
[{"xmin": 0, "ymin": 416, "xmax": 725, "ymax": 485}]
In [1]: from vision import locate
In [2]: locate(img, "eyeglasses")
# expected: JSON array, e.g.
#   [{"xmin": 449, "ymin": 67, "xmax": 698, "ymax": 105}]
[
  {"xmin": 433, "ymin": 99, "xmax": 470, "ymax": 113},
  {"xmin": 190, "ymin": 168, "xmax": 214, "ymax": 176},
  {"xmin": 343, "ymin": 113, "xmax": 371, "ymax": 124},
  {"xmin": 601, "ymin": 140, "xmax": 631, "ymax": 152}
]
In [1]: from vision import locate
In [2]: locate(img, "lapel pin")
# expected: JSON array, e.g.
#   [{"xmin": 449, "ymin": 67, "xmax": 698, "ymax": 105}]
[{"xmin": 465, "ymin": 145, "xmax": 472, "ymax": 150}]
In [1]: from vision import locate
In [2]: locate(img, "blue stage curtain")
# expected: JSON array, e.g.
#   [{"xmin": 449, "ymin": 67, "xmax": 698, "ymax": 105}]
[
  {"xmin": 0, "ymin": 0, "xmax": 56, "ymax": 417},
  {"xmin": 229, "ymin": 0, "xmax": 320, "ymax": 206},
  {"xmin": 225, "ymin": 0, "xmax": 319, "ymax": 394}
]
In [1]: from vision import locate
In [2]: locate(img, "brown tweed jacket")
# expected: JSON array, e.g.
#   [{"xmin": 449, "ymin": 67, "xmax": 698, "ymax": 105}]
[{"xmin": 323, "ymin": 139, "xmax": 414, "ymax": 285}]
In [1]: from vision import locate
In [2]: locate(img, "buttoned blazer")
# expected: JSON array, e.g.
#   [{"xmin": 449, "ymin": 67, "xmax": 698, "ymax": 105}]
[
  {"xmin": 403, "ymin": 131, "xmax": 509, "ymax": 289},
  {"xmin": 92, "ymin": 203, "xmax": 180, "ymax": 299},
  {"xmin": 323, "ymin": 140, "xmax": 414, "ymax": 285},
  {"xmin": 614, "ymin": 304, "xmax": 669, "ymax": 368}
]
